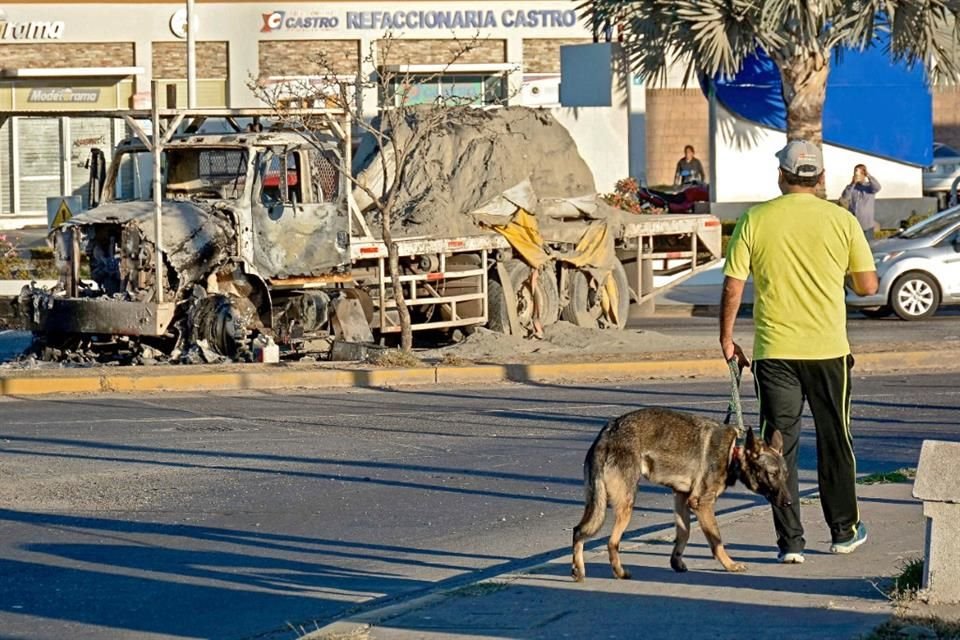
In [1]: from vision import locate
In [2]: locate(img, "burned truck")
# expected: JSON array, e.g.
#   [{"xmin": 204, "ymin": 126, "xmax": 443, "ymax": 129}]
[{"xmin": 18, "ymin": 107, "xmax": 722, "ymax": 362}]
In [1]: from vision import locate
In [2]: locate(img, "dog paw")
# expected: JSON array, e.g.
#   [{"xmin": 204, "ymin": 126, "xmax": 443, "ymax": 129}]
[
  {"xmin": 670, "ymin": 556, "xmax": 688, "ymax": 573},
  {"xmin": 613, "ymin": 568, "xmax": 632, "ymax": 580},
  {"xmin": 686, "ymin": 496, "xmax": 701, "ymax": 510},
  {"xmin": 726, "ymin": 562, "xmax": 748, "ymax": 573},
  {"xmin": 571, "ymin": 567, "xmax": 585, "ymax": 582}
]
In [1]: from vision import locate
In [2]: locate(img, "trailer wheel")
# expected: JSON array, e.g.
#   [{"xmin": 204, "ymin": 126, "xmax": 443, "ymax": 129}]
[
  {"xmin": 562, "ymin": 260, "xmax": 631, "ymax": 330},
  {"xmin": 487, "ymin": 260, "xmax": 559, "ymax": 334}
]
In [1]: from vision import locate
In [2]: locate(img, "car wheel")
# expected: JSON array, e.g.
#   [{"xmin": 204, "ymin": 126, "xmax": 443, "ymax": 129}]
[
  {"xmin": 858, "ymin": 305, "xmax": 893, "ymax": 319},
  {"xmin": 890, "ymin": 273, "xmax": 941, "ymax": 320}
]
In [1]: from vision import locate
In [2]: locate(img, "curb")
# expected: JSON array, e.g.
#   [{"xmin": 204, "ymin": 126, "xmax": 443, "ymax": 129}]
[{"xmin": 0, "ymin": 349, "xmax": 952, "ymax": 397}]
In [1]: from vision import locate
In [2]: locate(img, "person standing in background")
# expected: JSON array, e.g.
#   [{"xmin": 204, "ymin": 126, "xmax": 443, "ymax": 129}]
[
  {"xmin": 675, "ymin": 145, "xmax": 706, "ymax": 186},
  {"xmin": 841, "ymin": 164, "xmax": 881, "ymax": 239}
]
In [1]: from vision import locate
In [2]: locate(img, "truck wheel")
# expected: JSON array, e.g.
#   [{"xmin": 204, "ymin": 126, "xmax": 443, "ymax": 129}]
[
  {"xmin": 487, "ymin": 260, "xmax": 559, "ymax": 334},
  {"xmin": 562, "ymin": 260, "xmax": 631, "ymax": 330},
  {"xmin": 188, "ymin": 293, "xmax": 261, "ymax": 359},
  {"xmin": 890, "ymin": 272, "xmax": 940, "ymax": 320}
]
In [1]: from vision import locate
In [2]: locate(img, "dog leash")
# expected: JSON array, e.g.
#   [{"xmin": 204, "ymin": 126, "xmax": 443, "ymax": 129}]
[{"xmin": 723, "ymin": 358, "xmax": 746, "ymax": 437}]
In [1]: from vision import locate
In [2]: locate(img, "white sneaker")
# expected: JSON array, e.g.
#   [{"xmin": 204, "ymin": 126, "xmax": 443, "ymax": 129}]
[{"xmin": 778, "ymin": 551, "xmax": 805, "ymax": 564}]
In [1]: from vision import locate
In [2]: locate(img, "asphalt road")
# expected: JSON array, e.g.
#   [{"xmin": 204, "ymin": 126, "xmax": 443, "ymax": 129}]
[{"xmin": 0, "ymin": 373, "xmax": 957, "ymax": 640}]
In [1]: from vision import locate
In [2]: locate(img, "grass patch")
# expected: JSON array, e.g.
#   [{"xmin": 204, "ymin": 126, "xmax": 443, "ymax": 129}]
[
  {"xmin": 861, "ymin": 615, "xmax": 960, "ymax": 639},
  {"xmin": 449, "ymin": 581, "xmax": 510, "ymax": 598},
  {"xmin": 367, "ymin": 349, "xmax": 423, "ymax": 368},
  {"xmin": 858, "ymin": 468, "xmax": 917, "ymax": 485},
  {"xmin": 888, "ymin": 558, "xmax": 926, "ymax": 601}
]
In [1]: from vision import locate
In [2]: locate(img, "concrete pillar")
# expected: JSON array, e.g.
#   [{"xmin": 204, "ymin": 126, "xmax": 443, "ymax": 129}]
[
  {"xmin": 913, "ymin": 439, "xmax": 960, "ymax": 604},
  {"xmin": 627, "ymin": 68, "xmax": 647, "ymax": 184},
  {"xmin": 505, "ymin": 35, "xmax": 524, "ymax": 107},
  {"xmin": 228, "ymin": 32, "xmax": 261, "ymax": 108},
  {"xmin": 359, "ymin": 35, "xmax": 379, "ymax": 121}
]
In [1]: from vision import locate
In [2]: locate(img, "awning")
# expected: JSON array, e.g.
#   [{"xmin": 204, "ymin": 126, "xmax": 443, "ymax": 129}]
[
  {"xmin": 379, "ymin": 63, "xmax": 516, "ymax": 74},
  {"xmin": 0, "ymin": 66, "xmax": 143, "ymax": 79}
]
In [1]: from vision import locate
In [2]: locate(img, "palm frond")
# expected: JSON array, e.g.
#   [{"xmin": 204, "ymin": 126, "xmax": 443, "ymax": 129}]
[{"xmin": 578, "ymin": 0, "xmax": 960, "ymax": 85}]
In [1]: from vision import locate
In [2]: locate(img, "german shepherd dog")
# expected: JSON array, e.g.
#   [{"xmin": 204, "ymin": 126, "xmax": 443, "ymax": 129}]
[{"xmin": 571, "ymin": 407, "xmax": 791, "ymax": 580}]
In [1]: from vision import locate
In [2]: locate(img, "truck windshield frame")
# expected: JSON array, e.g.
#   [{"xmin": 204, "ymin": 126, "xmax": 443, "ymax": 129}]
[{"xmin": 104, "ymin": 145, "xmax": 253, "ymax": 204}]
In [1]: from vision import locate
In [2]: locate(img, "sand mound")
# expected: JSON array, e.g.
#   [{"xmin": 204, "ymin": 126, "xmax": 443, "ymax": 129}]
[
  {"xmin": 419, "ymin": 322, "xmax": 718, "ymax": 363},
  {"xmin": 353, "ymin": 107, "xmax": 596, "ymax": 237}
]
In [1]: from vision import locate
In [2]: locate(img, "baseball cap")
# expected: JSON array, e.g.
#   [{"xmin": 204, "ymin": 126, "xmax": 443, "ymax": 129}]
[{"xmin": 776, "ymin": 140, "xmax": 823, "ymax": 177}]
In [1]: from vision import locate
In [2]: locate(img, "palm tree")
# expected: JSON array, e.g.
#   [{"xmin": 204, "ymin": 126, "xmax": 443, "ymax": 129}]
[{"xmin": 579, "ymin": 0, "xmax": 960, "ymax": 145}]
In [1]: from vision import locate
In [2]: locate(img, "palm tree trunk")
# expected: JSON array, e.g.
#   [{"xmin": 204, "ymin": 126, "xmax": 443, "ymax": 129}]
[{"xmin": 779, "ymin": 53, "xmax": 829, "ymax": 146}]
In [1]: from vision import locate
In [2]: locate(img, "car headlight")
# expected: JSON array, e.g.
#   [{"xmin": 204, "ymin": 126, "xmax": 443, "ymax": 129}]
[{"xmin": 876, "ymin": 251, "xmax": 904, "ymax": 264}]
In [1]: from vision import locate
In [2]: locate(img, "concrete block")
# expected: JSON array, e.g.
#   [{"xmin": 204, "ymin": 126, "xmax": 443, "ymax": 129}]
[{"xmin": 913, "ymin": 439, "xmax": 960, "ymax": 603}]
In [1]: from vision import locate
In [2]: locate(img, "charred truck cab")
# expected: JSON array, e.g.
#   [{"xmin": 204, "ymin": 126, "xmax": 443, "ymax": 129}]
[{"xmin": 20, "ymin": 108, "xmax": 364, "ymax": 359}]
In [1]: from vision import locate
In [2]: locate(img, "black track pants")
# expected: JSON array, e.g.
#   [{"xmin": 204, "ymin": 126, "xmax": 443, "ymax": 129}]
[{"xmin": 752, "ymin": 356, "xmax": 860, "ymax": 553}]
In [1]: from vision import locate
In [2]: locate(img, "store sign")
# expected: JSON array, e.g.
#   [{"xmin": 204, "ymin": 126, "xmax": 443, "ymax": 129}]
[
  {"xmin": 261, "ymin": 10, "xmax": 339, "ymax": 32},
  {"xmin": 260, "ymin": 8, "xmax": 579, "ymax": 32},
  {"xmin": 28, "ymin": 88, "xmax": 101, "ymax": 104},
  {"xmin": 0, "ymin": 10, "xmax": 65, "ymax": 40}
]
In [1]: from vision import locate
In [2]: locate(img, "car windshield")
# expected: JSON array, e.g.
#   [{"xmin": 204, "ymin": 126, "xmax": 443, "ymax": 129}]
[
  {"xmin": 899, "ymin": 208, "xmax": 960, "ymax": 239},
  {"xmin": 110, "ymin": 146, "xmax": 250, "ymax": 202}
]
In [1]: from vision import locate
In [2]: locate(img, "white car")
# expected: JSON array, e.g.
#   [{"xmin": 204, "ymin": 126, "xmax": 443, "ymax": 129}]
[
  {"xmin": 846, "ymin": 207, "xmax": 960, "ymax": 320},
  {"xmin": 922, "ymin": 143, "xmax": 960, "ymax": 208}
]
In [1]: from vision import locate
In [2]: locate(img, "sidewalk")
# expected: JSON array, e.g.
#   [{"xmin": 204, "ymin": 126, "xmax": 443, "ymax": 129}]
[{"xmin": 313, "ymin": 482, "xmax": 924, "ymax": 640}]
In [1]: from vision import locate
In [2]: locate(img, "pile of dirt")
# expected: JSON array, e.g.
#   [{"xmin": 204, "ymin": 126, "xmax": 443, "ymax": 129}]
[
  {"xmin": 419, "ymin": 321, "xmax": 721, "ymax": 364},
  {"xmin": 352, "ymin": 107, "xmax": 597, "ymax": 237}
]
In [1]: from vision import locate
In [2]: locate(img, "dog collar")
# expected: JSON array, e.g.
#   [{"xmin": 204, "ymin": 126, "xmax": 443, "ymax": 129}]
[{"xmin": 729, "ymin": 445, "xmax": 742, "ymax": 465}]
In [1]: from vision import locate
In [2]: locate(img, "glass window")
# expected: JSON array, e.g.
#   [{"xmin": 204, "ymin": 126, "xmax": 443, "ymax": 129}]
[{"xmin": 389, "ymin": 74, "xmax": 507, "ymax": 107}]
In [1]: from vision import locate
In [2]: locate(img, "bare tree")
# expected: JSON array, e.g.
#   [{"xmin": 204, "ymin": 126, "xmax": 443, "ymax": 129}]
[{"xmin": 251, "ymin": 33, "xmax": 498, "ymax": 352}]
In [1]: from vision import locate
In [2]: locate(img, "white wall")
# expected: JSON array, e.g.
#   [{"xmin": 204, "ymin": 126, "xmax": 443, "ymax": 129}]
[
  {"xmin": 551, "ymin": 106, "xmax": 628, "ymax": 194},
  {"xmin": 555, "ymin": 43, "xmax": 630, "ymax": 193},
  {"xmin": 714, "ymin": 104, "xmax": 923, "ymax": 203}
]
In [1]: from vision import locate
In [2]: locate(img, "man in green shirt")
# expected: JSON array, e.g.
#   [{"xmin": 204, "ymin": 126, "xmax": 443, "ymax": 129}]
[{"xmin": 720, "ymin": 140, "xmax": 879, "ymax": 564}]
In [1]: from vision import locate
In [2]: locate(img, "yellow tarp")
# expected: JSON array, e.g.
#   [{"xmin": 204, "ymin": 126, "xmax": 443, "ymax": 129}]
[{"xmin": 481, "ymin": 207, "xmax": 622, "ymax": 327}]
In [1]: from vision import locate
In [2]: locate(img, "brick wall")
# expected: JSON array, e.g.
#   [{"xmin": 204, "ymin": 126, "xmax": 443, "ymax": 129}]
[
  {"xmin": 259, "ymin": 40, "xmax": 361, "ymax": 78},
  {"xmin": 645, "ymin": 88, "xmax": 709, "ymax": 187},
  {"xmin": 153, "ymin": 41, "xmax": 228, "ymax": 79},
  {"xmin": 522, "ymin": 38, "xmax": 591, "ymax": 74},
  {"xmin": 0, "ymin": 42, "xmax": 134, "ymax": 69},
  {"xmin": 376, "ymin": 39, "xmax": 506, "ymax": 66},
  {"xmin": 933, "ymin": 87, "xmax": 960, "ymax": 150}
]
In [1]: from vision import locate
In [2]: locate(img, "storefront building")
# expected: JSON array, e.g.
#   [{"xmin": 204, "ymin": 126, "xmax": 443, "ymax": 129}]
[{"xmin": 10, "ymin": 2, "xmax": 945, "ymax": 227}]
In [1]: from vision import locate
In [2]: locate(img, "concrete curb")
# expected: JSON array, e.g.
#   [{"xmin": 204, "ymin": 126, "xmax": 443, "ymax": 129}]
[{"xmin": 0, "ymin": 349, "xmax": 952, "ymax": 397}]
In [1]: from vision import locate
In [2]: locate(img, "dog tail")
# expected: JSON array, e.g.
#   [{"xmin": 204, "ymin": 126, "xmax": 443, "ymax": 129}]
[{"xmin": 573, "ymin": 438, "xmax": 608, "ymax": 543}]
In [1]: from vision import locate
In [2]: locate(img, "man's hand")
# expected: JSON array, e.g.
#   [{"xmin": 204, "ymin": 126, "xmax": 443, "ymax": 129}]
[
  {"xmin": 719, "ymin": 275, "xmax": 749, "ymax": 368},
  {"xmin": 721, "ymin": 339, "xmax": 750, "ymax": 370}
]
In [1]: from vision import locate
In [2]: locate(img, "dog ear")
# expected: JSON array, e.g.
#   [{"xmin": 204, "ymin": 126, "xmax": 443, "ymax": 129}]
[
  {"xmin": 769, "ymin": 430, "xmax": 784, "ymax": 455},
  {"xmin": 745, "ymin": 427, "xmax": 758, "ymax": 452}
]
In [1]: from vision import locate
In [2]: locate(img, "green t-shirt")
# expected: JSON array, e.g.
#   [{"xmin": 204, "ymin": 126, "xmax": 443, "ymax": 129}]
[{"xmin": 724, "ymin": 193, "xmax": 875, "ymax": 360}]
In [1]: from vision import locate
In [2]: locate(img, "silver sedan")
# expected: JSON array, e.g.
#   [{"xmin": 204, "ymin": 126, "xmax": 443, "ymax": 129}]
[{"xmin": 846, "ymin": 207, "xmax": 960, "ymax": 320}]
